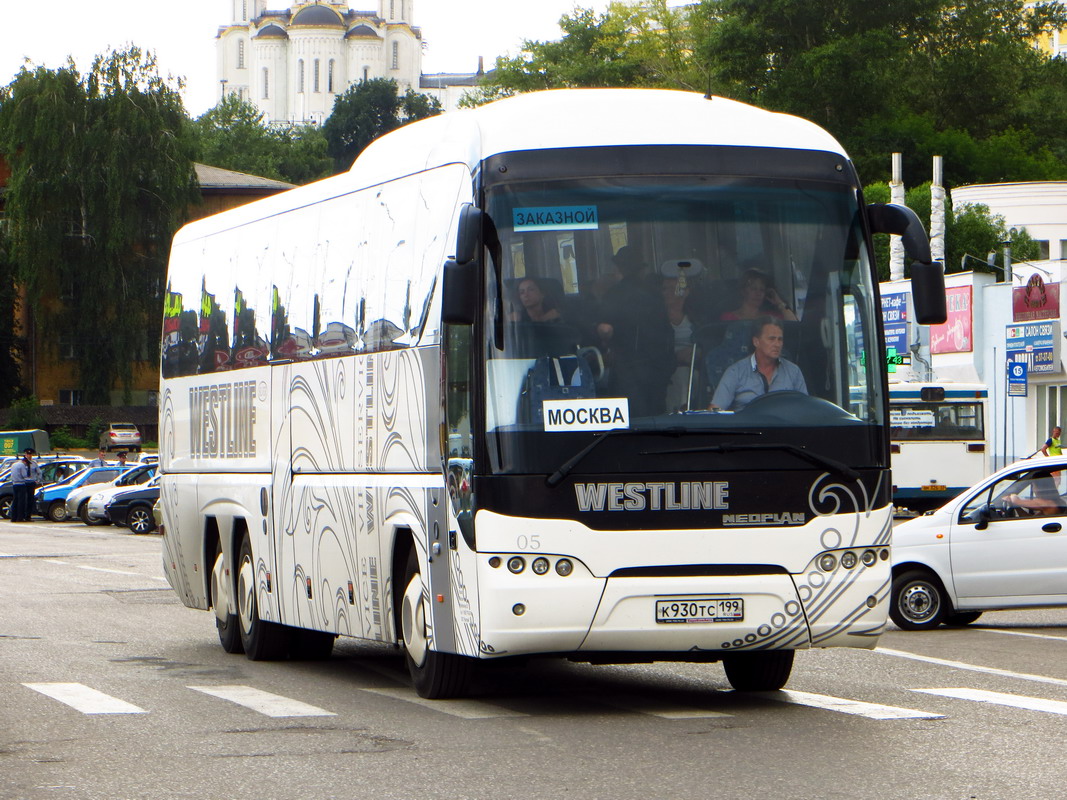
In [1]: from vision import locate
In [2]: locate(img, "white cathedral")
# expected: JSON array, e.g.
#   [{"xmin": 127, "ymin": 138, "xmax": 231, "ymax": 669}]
[{"xmin": 217, "ymin": 0, "xmax": 443, "ymax": 125}]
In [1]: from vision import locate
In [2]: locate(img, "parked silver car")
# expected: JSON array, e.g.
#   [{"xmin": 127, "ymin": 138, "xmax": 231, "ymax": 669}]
[{"xmin": 100, "ymin": 422, "xmax": 142, "ymax": 452}]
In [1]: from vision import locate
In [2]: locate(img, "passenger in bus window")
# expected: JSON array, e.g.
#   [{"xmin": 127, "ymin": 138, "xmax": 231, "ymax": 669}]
[
  {"xmin": 594, "ymin": 245, "xmax": 673, "ymax": 416},
  {"xmin": 720, "ymin": 268, "xmax": 798, "ymax": 322},
  {"xmin": 509, "ymin": 278, "xmax": 561, "ymax": 323},
  {"xmin": 709, "ymin": 317, "xmax": 807, "ymax": 411}
]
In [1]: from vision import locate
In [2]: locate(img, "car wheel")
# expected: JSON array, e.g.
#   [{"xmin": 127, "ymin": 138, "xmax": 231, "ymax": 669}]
[
  {"xmin": 47, "ymin": 501, "xmax": 68, "ymax": 523},
  {"xmin": 0, "ymin": 496, "xmax": 11, "ymax": 519},
  {"xmin": 236, "ymin": 530, "xmax": 288, "ymax": 660},
  {"xmin": 945, "ymin": 611, "xmax": 983, "ymax": 626},
  {"xmin": 890, "ymin": 569, "xmax": 948, "ymax": 630},
  {"xmin": 211, "ymin": 542, "xmax": 243, "ymax": 655},
  {"xmin": 126, "ymin": 506, "xmax": 156, "ymax": 534},
  {"xmin": 722, "ymin": 650, "xmax": 794, "ymax": 691},
  {"xmin": 400, "ymin": 548, "xmax": 473, "ymax": 698}
]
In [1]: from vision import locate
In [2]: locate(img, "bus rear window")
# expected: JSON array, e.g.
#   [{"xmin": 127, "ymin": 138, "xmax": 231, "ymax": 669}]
[{"xmin": 889, "ymin": 403, "xmax": 984, "ymax": 440}]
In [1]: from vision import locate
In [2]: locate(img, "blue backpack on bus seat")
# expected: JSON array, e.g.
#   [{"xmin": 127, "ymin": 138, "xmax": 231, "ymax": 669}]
[{"xmin": 518, "ymin": 355, "xmax": 596, "ymax": 424}]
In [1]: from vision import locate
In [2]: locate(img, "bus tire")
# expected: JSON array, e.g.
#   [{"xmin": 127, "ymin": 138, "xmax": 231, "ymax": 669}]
[
  {"xmin": 211, "ymin": 542, "xmax": 243, "ymax": 655},
  {"xmin": 722, "ymin": 649, "xmax": 794, "ymax": 691},
  {"xmin": 945, "ymin": 611, "xmax": 982, "ymax": 626},
  {"xmin": 890, "ymin": 569, "xmax": 947, "ymax": 630},
  {"xmin": 236, "ymin": 531, "xmax": 287, "ymax": 660},
  {"xmin": 401, "ymin": 548, "xmax": 472, "ymax": 699}
]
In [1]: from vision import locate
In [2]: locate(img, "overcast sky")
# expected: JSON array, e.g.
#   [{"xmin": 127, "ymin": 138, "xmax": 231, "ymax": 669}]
[{"xmin": 0, "ymin": 0, "xmax": 603, "ymax": 117}]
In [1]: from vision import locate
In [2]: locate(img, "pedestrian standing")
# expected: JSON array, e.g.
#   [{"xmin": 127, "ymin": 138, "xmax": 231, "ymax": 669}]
[
  {"xmin": 1042, "ymin": 426, "xmax": 1062, "ymax": 457},
  {"xmin": 10, "ymin": 448, "xmax": 43, "ymax": 522},
  {"xmin": 115, "ymin": 451, "xmax": 129, "ymax": 469},
  {"xmin": 88, "ymin": 449, "xmax": 109, "ymax": 467}
]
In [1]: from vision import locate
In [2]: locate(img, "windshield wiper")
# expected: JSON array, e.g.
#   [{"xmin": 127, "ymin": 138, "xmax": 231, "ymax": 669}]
[
  {"xmin": 642, "ymin": 442, "xmax": 860, "ymax": 482},
  {"xmin": 546, "ymin": 427, "xmax": 761, "ymax": 488}
]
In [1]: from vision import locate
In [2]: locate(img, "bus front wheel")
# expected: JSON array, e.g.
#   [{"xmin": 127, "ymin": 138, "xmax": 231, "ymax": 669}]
[
  {"xmin": 722, "ymin": 650, "xmax": 794, "ymax": 691},
  {"xmin": 401, "ymin": 549, "xmax": 472, "ymax": 699},
  {"xmin": 236, "ymin": 532, "xmax": 287, "ymax": 660}
]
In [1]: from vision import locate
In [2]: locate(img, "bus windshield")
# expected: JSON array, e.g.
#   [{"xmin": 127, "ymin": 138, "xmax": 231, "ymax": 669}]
[{"xmin": 482, "ymin": 167, "xmax": 883, "ymax": 476}]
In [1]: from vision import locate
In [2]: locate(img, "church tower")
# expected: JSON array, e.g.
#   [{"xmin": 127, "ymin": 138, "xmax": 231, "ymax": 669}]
[
  {"xmin": 230, "ymin": 0, "xmax": 267, "ymax": 24},
  {"xmin": 379, "ymin": 0, "xmax": 412, "ymax": 24}
]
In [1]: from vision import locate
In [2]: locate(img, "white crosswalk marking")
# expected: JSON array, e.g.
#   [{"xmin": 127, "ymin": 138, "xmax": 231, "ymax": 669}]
[
  {"xmin": 188, "ymin": 685, "xmax": 336, "ymax": 717},
  {"xmin": 915, "ymin": 687, "xmax": 1067, "ymax": 716},
  {"xmin": 773, "ymin": 690, "xmax": 944, "ymax": 719},
  {"xmin": 23, "ymin": 682, "xmax": 146, "ymax": 715},
  {"xmin": 596, "ymin": 696, "xmax": 732, "ymax": 719},
  {"xmin": 361, "ymin": 687, "xmax": 528, "ymax": 719}
]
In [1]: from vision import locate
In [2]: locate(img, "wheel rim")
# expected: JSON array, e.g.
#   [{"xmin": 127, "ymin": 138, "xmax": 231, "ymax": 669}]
[
  {"xmin": 211, "ymin": 551, "xmax": 228, "ymax": 624},
  {"xmin": 49, "ymin": 503, "xmax": 67, "ymax": 522},
  {"xmin": 129, "ymin": 509, "xmax": 151, "ymax": 533},
  {"xmin": 237, "ymin": 553, "xmax": 256, "ymax": 635},
  {"xmin": 401, "ymin": 574, "xmax": 428, "ymax": 667},
  {"xmin": 899, "ymin": 581, "xmax": 940, "ymax": 624},
  {"xmin": 0, "ymin": 498, "xmax": 10, "ymax": 517}
]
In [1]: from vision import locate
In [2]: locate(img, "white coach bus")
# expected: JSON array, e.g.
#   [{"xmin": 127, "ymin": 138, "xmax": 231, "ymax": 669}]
[
  {"xmin": 889, "ymin": 383, "xmax": 989, "ymax": 511},
  {"xmin": 159, "ymin": 89, "xmax": 945, "ymax": 697}
]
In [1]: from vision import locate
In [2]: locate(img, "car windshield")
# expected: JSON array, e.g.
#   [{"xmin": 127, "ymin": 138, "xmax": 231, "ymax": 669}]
[{"xmin": 479, "ymin": 172, "xmax": 882, "ymax": 476}]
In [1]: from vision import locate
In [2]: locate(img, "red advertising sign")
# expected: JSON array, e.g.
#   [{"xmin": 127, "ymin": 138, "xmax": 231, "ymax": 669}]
[
  {"xmin": 1013, "ymin": 274, "xmax": 1060, "ymax": 321},
  {"xmin": 930, "ymin": 285, "xmax": 973, "ymax": 354}
]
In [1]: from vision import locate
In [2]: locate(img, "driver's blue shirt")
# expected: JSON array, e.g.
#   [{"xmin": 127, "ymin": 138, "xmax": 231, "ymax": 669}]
[{"xmin": 712, "ymin": 354, "xmax": 807, "ymax": 411}]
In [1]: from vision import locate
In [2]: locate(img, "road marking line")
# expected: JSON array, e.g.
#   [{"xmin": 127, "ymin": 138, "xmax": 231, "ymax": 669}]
[
  {"xmin": 188, "ymin": 685, "xmax": 336, "ymax": 717},
  {"xmin": 596, "ymin": 696, "xmax": 732, "ymax": 719},
  {"xmin": 773, "ymin": 690, "xmax": 944, "ymax": 719},
  {"xmin": 878, "ymin": 647, "xmax": 1067, "ymax": 688},
  {"xmin": 981, "ymin": 628, "xmax": 1067, "ymax": 643},
  {"xmin": 361, "ymin": 687, "xmax": 528, "ymax": 719},
  {"xmin": 23, "ymin": 683, "xmax": 146, "ymax": 714},
  {"xmin": 915, "ymin": 687, "xmax": 1067, "ymax": 716},
  {"xmin": 42, "ymin": 558, "xmax": 169, "ymax": 582}
]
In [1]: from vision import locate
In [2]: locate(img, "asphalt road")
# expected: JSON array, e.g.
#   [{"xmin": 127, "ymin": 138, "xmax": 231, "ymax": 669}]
[{"xmin": 4, "ymin": 519, "xmax": 1067, "ymax": 800}]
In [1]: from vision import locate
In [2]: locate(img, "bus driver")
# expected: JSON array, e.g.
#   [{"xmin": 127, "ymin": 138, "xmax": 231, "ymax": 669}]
[{"xmin": 710, "ymin": 317, "xmax": 807, "ymax": 411}]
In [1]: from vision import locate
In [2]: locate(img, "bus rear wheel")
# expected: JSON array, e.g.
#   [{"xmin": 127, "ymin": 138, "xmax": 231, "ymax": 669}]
[
  {"xmin": 722, "ymin": 650, "xmax": 794, "ymax": 691},
  {"xmin": 211, "ymin": 542, "xmax": 243, "ymax": 654},
  {"xmin": 236, "ymin": 531, "xmax": 287, "ymax": 660},
  {"xmin": 401, "ymin": 548, "xmax": 472, "ymax": 699}
]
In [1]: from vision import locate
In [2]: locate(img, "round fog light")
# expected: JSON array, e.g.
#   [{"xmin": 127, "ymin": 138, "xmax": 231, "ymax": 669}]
[
  {"xmin": 531, "ymin": 557, "xmax": 550, "ymax": 575},
  {"xmin": 840, "ymin": 551, "xmax": 857, "ymax": 569},
  {"xmin": 861, "ymin": 549, "xmax": 877, "ymax": 566},
  {"xmin": 555, "ymin": 558, "xmax": 573, "ymax": 577},
  {"xmin": 818, "ymin": 553, "xmax": 837, "ymax": 572},
  {"xmin": 488, "ymin": 557, "xmax": 501, "ymax": 568},
  {"xmin": 507, "ymin": 556, "xmax": 526, "ymax": 574},
  {"xmin": 512, "ymin": 603, "xmax": 526, "ymax": 616},
  {"xmin": 880, "ymin": 549, "xmax": 890, "ymax": 561}
]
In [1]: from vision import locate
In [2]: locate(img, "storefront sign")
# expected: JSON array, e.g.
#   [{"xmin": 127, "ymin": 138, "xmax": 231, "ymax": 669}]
[
  {"xmin": 1012, "ymin": 274, "xmax": 1060, "ymax": 322},
  {"xmin": 930, "ymin": 286, "xmax": 973, "ymax": 354},
  {"xmin": 1006, "ymin": 320, "xmax": 1060, "ymax": 374}
]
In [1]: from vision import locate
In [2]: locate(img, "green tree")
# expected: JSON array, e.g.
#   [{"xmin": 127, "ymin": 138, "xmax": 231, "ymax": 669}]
[
  {"xmin": 0, "ymin": 48, "xmax": 199, "ymax": 404},
  {"xmin": 322, "ymin": 78, "xmax": 442, "ymax": 172},
  {"xmin": 0, "ymin": 227, "xmax": 24, "ymax": 407},
  {"xmin": 6, "ymin": 396, "xmax": 43, "ymax": 430},
  {"xmin": 191, "ymin": 93, "xmax": 330, "ymax": 185}
]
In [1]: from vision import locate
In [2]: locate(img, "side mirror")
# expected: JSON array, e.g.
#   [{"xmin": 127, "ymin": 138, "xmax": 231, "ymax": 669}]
[
  {"xmin": 868, "ymin": 203, "xmax": 946, "ymax": 325},
  {"xmin": 455, "ymin": 204, "xmax": 482, "ymax": 266},
  {"xmin": 442, "ymin": 259, "xmax": 478, "ymax": 325}
]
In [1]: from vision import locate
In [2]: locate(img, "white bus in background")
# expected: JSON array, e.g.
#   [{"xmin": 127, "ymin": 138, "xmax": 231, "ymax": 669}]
[
  {"xmin": 889, "ymin": 383, "xmax": 989, "ymax": 512},
  {"xmin": 159, "ymin": 88, "xmax": 945, "ymax": 698}
]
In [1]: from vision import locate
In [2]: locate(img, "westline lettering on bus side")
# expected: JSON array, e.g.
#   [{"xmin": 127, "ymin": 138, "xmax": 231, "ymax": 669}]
[{"xmin": 189, "ymin": 380, "xmax": 258, "ymax": 459}]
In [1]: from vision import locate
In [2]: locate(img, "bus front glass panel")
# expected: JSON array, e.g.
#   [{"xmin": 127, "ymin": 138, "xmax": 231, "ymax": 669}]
[{"xmin": 481, "ymin": 172, "xmax": 883, "ymax": 476}]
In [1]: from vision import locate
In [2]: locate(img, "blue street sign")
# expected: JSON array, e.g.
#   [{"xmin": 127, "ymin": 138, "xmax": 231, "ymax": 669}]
[{"xmin": 1007, "ymin": 359, "xmax": 1028, "ymax": 397}]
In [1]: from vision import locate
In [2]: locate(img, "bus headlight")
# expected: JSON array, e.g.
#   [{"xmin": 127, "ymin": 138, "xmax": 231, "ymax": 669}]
[
  {"xmin": 840, "ymin": 551, "xmax": 857, "ymax": 569},
  {"xmin": 507, "ymin": 556, "xmax": 526, "ymax": 574},
  {"xmin": 555, "ymin": 559, "xmax": 574, "ymax": 577},
  {"xmin": 818, "ymin": 553, "xmax": 837, "ymax": 572},
  {"xmin": 531, "ymin": 557, "xmax": 550, "ymax": 575},
  {"xmin": 861, "ymin": 549, "xmax": 878, "ymax": 566}
]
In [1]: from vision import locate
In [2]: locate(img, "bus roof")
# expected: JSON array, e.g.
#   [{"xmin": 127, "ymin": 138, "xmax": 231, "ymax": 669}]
[{"xmin": 173, "ymin": 89, "xmax": 849, "ymax": 245}]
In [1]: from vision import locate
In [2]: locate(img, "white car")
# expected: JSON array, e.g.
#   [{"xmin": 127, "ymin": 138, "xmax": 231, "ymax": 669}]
[
  {"xmin": 66, "ymin": 463, "xmax": 154, "ymax": 524},
  {"xmin": 891, "ymin": 455, "xmax": 1067, "ymax": 630}
]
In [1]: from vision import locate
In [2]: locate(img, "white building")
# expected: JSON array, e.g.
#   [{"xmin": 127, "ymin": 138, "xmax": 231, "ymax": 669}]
[{"xmin": 217, "ymin": 0, "xmax": 424, "ymax": 125}]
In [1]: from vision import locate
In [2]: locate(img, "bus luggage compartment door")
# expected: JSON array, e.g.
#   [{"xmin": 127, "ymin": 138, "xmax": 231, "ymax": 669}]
[{"xmin": 579, "ymin": 574, "xmax": 810, "ymax": 653}]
